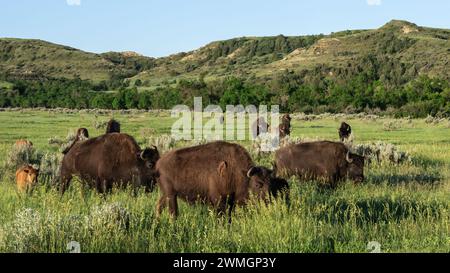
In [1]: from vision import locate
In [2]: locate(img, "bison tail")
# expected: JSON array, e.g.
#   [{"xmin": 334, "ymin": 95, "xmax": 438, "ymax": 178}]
[{"xmin": 62, "ymin": 140, "xmax": 78, "ymax": 155}]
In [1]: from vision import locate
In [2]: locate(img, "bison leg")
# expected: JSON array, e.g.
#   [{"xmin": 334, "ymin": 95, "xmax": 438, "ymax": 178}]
[
  {"xmin": 213, "ymin": 195, "xmax": 235, "ymax": 223},
  {"xmin": 26, "ymin": 184, "xmax": 33, "ymax": 195},
  {"xmin": 215, "ymin": 198, "xmax": 227, "ymax": 217},
  {"xmin": 227, "ymin": 194, "xmax": 235, "ymax": 224},
  {"xmin": 329, "ymin": 172, "xmax": 341, "ymax": 189},
  {"xmin": 131, "ymin": 174, "xmax": 142, "ymax": 197},
  {"xmin": 95, "ymin": 179, "xmax": 113, "ymax": 195},
  {"xmin": 95, "ymin": 179, "xmax": 105, "ymax": 194},
  {"xmin": 156, "ymin": 195, "xmax": 168, "ymax": 218},
  {"xmin": 59, "ymin": 172, "xmax": 72, "ymax": 195},
  {"xmin": 168, "ymin": 194, "xmax": 178, "ymax": 219}
]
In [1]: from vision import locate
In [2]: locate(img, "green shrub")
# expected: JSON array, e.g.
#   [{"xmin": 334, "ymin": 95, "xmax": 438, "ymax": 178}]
[{"xmin": 4, "ymin": 144, "xmax": 41, "ymax": 176}]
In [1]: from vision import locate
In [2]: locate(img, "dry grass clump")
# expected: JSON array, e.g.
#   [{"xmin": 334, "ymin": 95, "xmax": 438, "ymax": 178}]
[
  {"xmin": 425, "ymin": 115, "xmax": 449, "ymax": 125},
  {"xmin": 383, "ymin": 120, "xmax": 402, "ymax": 131},
  {"xmin": 147, "ymin": 134, "xmax": 177, "ymax": 154},
  {"xmin": 38, "ymin": 152, "xmax": 63, "ymax": 184},
  {"xmin": 4, "ymin": 144, "xmax": 40, "ymax": 174},
  {"xmin": 0, "ymin": 208, "xmax": 43, "ymax": 252},
  {"xmin": 93, "ymin": 120, "xmax": 109, "ymax": 130},
  {"xmin": 48, "ymin": 130, "xmax": 81, "ymax": 153},
  {"xmin": 87, "ymin": 203, "xmax": 130, "ymax": 231},
  {"xmin": 352, "ymin": 142, "xmax": 411, "ymax": 164}
]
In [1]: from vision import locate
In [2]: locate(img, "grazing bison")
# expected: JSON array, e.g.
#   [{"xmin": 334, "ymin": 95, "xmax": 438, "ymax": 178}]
[
  {"xmin": 339, "ymin": 122, "xmax": 352, "ymax": 142},
  {"xmin": 15, "ymin": 140, "xmax": 33, "ymax": 147},
  {"xmin": 16, "ymin": 165, "xmax": 39, "ymax": 193},
  {"xmin": 251, "ymin": 117, "xmax": 269, "ymax": 138},
  {"xmin": 60, "ymin": 133, "xmax": 160, "ymax": 194},
  {"xmin": 275, "ymin": 141, "xmax": 364, "ymax": 186},
  {"xmin": 279, "ymin": 114, "xmax": 292, "ymax": 138},
  {"xmin": 62, "ymin": 128, "xmax": 90, "ymax": 155},
  {"xmin": 106, "ymin": 119, "xmax": 121, "ymax": 134},
  {"xmin": 155, "ymin": 141, "xmax": 287, "ymax": 219}
]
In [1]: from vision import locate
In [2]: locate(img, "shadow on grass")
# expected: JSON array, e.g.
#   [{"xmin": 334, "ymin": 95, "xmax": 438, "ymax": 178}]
[
  {"xmin": 312, "ymin": 196, "xmax": 445, "ymax": 226},
  {"xmin": 304, "ymin": 236, "xmax": 336, "ymax": 253},
  {"xmin": 410, "ymin": 155, "xmax": 446, "ymax": 168},
  {"xmin": 367, "ymin": 172, "xmax": 442, "ymax": 186}
]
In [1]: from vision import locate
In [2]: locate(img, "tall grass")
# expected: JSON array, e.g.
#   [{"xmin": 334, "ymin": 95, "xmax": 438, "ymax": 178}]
[{"xmin": 0, "ymin": 110, "xmax": 449, "ymax": 253}]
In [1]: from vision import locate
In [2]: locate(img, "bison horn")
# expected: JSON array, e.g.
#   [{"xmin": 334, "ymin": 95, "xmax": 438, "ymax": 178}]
[
  {"xmin": 247, "ymin": 167, "xmax": 259, "ymax": 178},
  {"xmin": 140, "ymin": 150, "xmax": 146, "ymax": 160},
  {"xmin": 346, "ymin": 151, "xmax": 353, "ymax": 163}
]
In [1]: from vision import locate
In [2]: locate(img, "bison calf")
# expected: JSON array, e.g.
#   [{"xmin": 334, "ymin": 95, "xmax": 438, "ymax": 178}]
[
  {"xmin": 16, "ymin": 165, "xmax": 39, "ymax": 193},
  {"xmin": 155, "ymin": 141, "xmax": 287, "ymax": 220},
  {"xmin": 275, "ymin": 141, "xmax": 364, "ymax": 186}
]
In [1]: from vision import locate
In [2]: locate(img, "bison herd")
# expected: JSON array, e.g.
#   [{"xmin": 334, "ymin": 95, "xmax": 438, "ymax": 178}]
[{"xmin": 14, "ymin": 118, "xmax": 362, "ymax": 221}]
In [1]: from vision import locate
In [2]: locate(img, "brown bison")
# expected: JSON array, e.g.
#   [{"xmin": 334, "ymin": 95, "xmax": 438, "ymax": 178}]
[
  {"xmin": 76, "ymin": 128, "xmax": 89, "ymax": 140},
  {"xmin": 62, "ymin": 128, "xmax": 90, "ymax": 155},
  {"xmin": 339, "ymin": 122, "xmax": 352, "ymax": 142},
  {"xmin": 155, "ymin": 141, "xmax": 288, "ymax": 219},
  {"xmin": 279, "ymin": 114, "xmax": 292, "ymax": 138},
  {"xmin": 106, "ymin": 119, "xmax": 121, "ymax": 134},
  {"xmin": 60, "ymin": 133, "xmax": 160, "ymax": 194},
  {"xmin": 275, "ymin": 141, "xmax": 364, "ymax": 186},
  {"xmin": 15, "ymin": 140, "xmax": 33, "ymax": 147},
  {"xmin": 251, "ymin": 117, "xmax": 269, "ymax": 138},
  {"xmin": 16, "ymin": 165, "xmax": 39, "ymax": 193}
]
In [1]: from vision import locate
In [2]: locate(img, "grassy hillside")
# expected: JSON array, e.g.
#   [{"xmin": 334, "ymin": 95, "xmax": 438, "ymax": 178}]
[
  {"xmin": 1, "ymin": 20, "xmax": 449, "ymax": 87},
  {"xmin": 0, "ymin": 39, "xmax": 154, "ymax": 82},
  {"xmin": 0, "ymin": 38, "xmax": 114, "ymax": 81},
  {"xmin": 132, "ymin": 20, "xmax": 450, "ymax": 87}
]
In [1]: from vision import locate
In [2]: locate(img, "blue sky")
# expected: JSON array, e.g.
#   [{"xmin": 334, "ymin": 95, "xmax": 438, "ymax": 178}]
[{"xmin": 1, "ymin": 0, "xmax": 449, "ymax": 57}]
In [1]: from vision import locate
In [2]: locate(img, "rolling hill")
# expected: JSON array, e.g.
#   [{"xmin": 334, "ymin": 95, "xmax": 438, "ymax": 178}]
[
  {"xmin": 0, "ymin": 38, "xmax": 154, "ymax": 82},
  {"xmin": 0, "ymin": 20, "xmax": 449, "ymax": 87}
]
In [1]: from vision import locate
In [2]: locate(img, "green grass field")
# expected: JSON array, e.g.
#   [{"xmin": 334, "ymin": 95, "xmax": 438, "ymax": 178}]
[{"xmin": 0, "ymin": 110, "xmax": 449, "ymax": 253}]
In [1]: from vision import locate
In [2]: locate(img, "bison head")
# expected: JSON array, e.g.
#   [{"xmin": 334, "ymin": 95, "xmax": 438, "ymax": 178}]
[
  {"xmin": 247, "ymin": 167, "xmax": 289, "ymax": 202},
  {"xmin": 247, "ymin": 167, "xmax": 271, "ymax": 200},
  {"xmin": 346, "ymin": 152, "xmax": 365, "ymax": 183},
  {"xmin": 269, "ymin": 177, "xmax": 290, "ymax": 199},
  {"xmin": 140, "ymin": 146, "xmax": 160, "ymax": 168},
  {"xmin": 23, "ymin": 165, "xmax": 39, "ymax": 186},
  {"xmin": 138, "ymin": 146, "xmax": 160, "ymax": 191}
]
